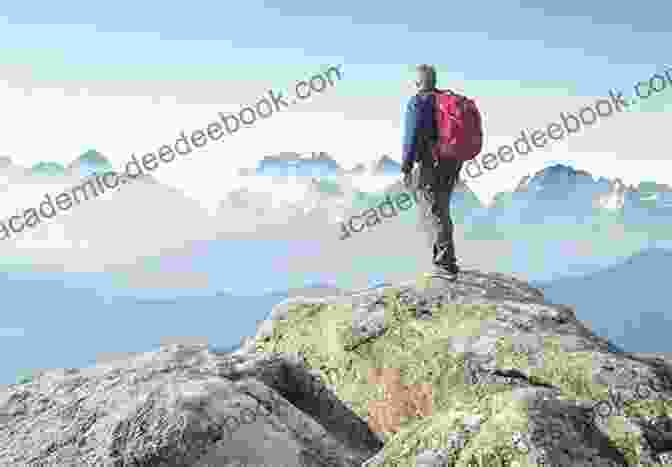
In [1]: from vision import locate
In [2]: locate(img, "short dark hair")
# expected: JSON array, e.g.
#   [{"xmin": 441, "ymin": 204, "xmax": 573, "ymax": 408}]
[{"xmin": 416, "ymin": 64, "xmax": 437, "ymax": 88}]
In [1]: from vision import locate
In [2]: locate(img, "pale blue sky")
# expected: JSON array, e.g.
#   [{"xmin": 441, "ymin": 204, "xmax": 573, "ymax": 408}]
[{"xmin": 1, "ymin": 1, "xmax": 669, "ymax": 89}]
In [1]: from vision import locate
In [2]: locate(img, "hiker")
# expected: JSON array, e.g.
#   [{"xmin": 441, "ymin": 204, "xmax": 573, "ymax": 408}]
[{"xmin": 401, "ymin": 64, "xmax": 483, "ymax": 278}]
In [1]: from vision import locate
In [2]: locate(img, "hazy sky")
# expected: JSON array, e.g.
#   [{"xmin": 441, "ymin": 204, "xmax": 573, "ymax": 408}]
[{"xmin": 0, "ymin": 0, "xmax": 670, "ymax": 208}]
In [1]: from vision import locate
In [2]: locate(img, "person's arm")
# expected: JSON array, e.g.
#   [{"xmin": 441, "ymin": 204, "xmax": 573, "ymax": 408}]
[{"xmin": 401, "ymin": 95, "xmax": 419, "ymax": 174}]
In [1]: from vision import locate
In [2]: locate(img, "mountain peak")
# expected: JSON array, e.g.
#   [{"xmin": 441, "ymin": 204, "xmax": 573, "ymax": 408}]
[
  {"xmin": 514, "ymin": 164, "xmax": 596, "ymax": 195},
  {"xmin": 254, "ymin": 152, "xmax": 343, "ymax": 176},
  {"xmin": 67, "ymin": 150, "xmax": 113, "ymax": 177},
  {"xmin": 30, "ymin": 161, "xmax": 66, "ymax": 176},
  {"xmin": 534, "ymin": 163, "xmax": 592, "ymax": 179},
  {"xmin": 69, "ymin": 149, "xmax": 111, "ymax": 168}
]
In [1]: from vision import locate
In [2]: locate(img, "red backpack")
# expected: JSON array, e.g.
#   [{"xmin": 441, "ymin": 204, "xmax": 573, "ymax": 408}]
[{"xmin": 431, "ymin": 90, "xmax": 483, "ymax": 161}]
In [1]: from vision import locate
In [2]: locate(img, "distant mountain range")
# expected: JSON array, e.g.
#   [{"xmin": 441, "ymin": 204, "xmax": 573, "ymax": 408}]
[
  {"xmin": 468, "ymin": 163, "xmax": 672, "ymax": 228},
  {"xmin": 532, "ymin": 248, "xmax": 672, "ymax": 354},
  {"xmin": 237, "ymin": 152, "xmax": 402, "ymax": 177},
  {"xmin": 235, "ymin": 154, "xmax": 672, "ymax": 228},
  {"xmin": 0, "ymin": 149, "xmax": 158, "ymax": 186},
  {"xmin": 25, "ymin": 149, "xmax": 113, "ymax": 178},
  {"xmin": 5, "ymin": 148, "xmax": 672, "ymax": 236},
  {"xmin": 14, "ymin": 148, "xmax": 672, "ymax": 223},
  {"xmin": 224, "ymin": 156, "xmax": 672, "ymax": 249}
]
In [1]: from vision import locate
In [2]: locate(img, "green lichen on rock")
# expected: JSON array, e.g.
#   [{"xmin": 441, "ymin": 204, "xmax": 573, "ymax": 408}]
[
  {"xmin": 253, "ymin": 278, "xmax": 672, "ymax": 466},
  {"xmin": 254, "ymin": 290, "xmax": 531, "ymax": 465},
  {"xmin": 495, "ymin": 335, "xmax": 672, "ymax": 464}
]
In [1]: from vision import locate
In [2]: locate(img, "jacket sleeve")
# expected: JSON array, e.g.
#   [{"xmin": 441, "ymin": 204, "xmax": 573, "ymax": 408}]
[
  {"xmin": 401, "ymin": 96, "xmax": 418, "ymax": 174},
  {"xmin": 402, "ymin": 94, "xmax": 436, "ymax": 173}
]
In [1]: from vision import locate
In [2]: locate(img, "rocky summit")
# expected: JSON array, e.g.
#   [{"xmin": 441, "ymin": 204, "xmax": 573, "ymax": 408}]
[{"xmin": 2, "ymin": 269, "xmax": 672, "ymax": 466}]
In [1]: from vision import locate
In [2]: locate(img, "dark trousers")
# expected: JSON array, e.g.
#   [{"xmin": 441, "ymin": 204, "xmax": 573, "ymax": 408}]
[{"xmin": 411, "ymin": 158, "xmax": 463, "ymax": 267}]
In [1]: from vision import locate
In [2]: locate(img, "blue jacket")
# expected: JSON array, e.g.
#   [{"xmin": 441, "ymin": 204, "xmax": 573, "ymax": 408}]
[{"xmin": 402, "ymin": 91, "xmax": 437, "ymax": 174}]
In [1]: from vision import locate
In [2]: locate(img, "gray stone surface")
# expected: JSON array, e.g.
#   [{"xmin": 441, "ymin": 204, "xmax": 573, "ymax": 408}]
[{"xmin": 0, "ymin": 345, "xmax": 382, "ymax": 466}]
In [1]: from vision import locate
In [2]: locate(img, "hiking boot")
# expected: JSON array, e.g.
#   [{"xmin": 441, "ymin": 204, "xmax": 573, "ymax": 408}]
[
  {"xmin": 445, "ymin": 263, "xmax": 459, "ymax": 275},
  {"xmin": 433, "ymin": 259, "xmax": 459, "ymax": 273},
  {"xmin": 433, "ymin": 263, "xmax": 459, "ymax": 280}
]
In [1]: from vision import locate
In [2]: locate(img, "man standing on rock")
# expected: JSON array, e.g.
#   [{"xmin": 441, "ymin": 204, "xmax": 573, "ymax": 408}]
[{"xmin": 401, "ymin": 64, "xmax": 483, "ymax": 279}]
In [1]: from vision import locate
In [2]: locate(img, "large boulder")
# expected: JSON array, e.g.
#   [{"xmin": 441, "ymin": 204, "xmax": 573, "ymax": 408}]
[
  {"xmin": 247, "ymin": 269, "xmax": 672, "ymax": 466},
  {"xmin": 0, "ymin": 345, "xmax": 382, "ymax": 466}
]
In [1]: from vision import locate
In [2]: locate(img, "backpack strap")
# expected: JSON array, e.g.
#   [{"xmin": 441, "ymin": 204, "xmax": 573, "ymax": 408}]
[{"xmin": 435, "ymin": 89, "xmax": 471, "ymax": 112}]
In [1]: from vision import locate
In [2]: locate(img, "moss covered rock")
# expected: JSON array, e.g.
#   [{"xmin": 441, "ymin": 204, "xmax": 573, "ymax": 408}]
[{"xmin": 248, "ymin": 269, "xmax": 672, "ymax": 466}]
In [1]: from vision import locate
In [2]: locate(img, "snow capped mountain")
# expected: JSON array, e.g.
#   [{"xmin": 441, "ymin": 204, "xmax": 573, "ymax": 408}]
[
  {"xmin": 66, "ymin": 149, "xmax": 114, "ymax": 178},
  {"xmin": 249, "ymin": 152, "xmax": 344, "ymax": 177},
  {"xmin": 516, "ymin": 165, "xmax": 639, "ymax": 213},
  {"xmin": 0, "ymin": 150, "xmax": 159, "ymax": 185},
  {"xmin": 218, "ymin": 174, "xmax": 364, "ymax": 226},
  {"xmin": 487, "ymin": 164, "xmax": 636, "ymax": 225},
  {"xmin": 3, "ymin": 146, "xmax": 671, "ymax": 245},
  {"xmin": 514, "ymin": 164, "xmax": 595, "ymax": 199},
  {"xmin": 238, "ymin": 152, "xmax": 405, "ymax": 178},
  {"xmin": 225, "ymin": 152, "xmax": 413, "ymax": 226},
  {"xmin": 218, "ymin": 165, "xmax": 490, "ymax": 233},
  {"xmin": 483, "ymin": 163, "xmax": 672, "ymax": 229}
]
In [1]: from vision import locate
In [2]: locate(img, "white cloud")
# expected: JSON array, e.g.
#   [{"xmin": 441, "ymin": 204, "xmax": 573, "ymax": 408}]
[{"xmin": 0, "ymin": 77, "xmax": 669, "ymax": 217}]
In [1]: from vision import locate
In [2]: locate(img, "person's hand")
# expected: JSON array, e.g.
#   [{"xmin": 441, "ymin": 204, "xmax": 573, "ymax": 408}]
[{"xmin": 402, "ymin": 171, "xmax": 413, "ymax": 190}]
